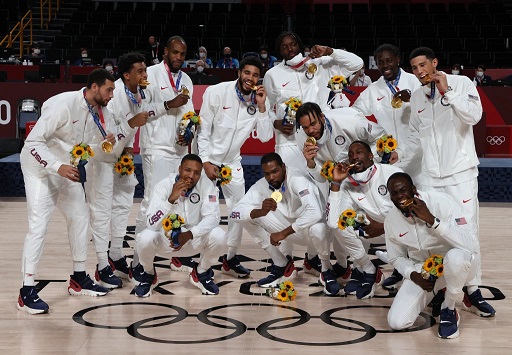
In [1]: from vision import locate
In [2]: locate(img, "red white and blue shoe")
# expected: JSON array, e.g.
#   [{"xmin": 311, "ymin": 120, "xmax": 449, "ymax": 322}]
[
  {"xmin": 355, "ymin": 268, "xmax": 384, "ymax": 300},
  {"xmin": 108, "ymin": 255, "xmax": 130, "ymax": 279},
  {"xmin": 190, "ymin": 267, "xmax": 219, "ymax": 295},
  {"xmin": 438, "ymin": 308, "xmax": 460, "ymax": 339},
  {"xmin": 134, "ymin": 271, "xmax": 158, "ymax": 298},
  {"xmin": 221, "ymin": 254, "xmax": 251, "ymax": 278},
  {"xmin": 332, "ymin": 262, "xmax": 352, "ymax": 283},
  {"xmin": 170, "ymin": 257, "xmax": 197, "ymax": 272},
  {"xmin": 129, "ymin": 262, "xmax": 145, "ymax": 286},
  {"xmin": 68, "ymin": 274, "xmax": 109, "ymax": 297},
  {"xmin": 257, "ymin": 259, "xmax": 297, "ymax": 288},
  {"xmin": 303, "ymin": 253, "xmax": 322, "ymax": 277},
  {"xmin": 17, "ymin": 287, "xmax": 49, "ymax": 315},
  {"xmin": 95, "ymin": 264, "xmax": 123, "ymax": 289},
  {"xmin": 462, "ymin": 287, "xmax": 496, "ymax": 317},
  {"xmin": 319, "ymin": 269, "xmax": 341, "ymax": 296}
]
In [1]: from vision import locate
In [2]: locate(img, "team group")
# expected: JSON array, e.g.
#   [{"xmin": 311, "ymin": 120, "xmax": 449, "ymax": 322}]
[{"xmin": 17, "ymin": 31, "xmax": 496, "ymax": 339}]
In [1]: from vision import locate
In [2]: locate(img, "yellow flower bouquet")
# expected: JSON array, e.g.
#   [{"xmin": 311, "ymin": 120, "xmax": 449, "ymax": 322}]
[
  {"xmin": 282, "ymin": 97, "xmax": 302, "ymax": 126},
  {"xmin": 338, "ymin": 209, "xmax": 369, "ymax": 237},
  {"xmin": 178, "ymin": 111, "xmax": 201, "ymax": 145},
  {"xmin": 70, "ymin": 142, "xmax": 94, "ymax": 167},
  {"xmin": 266, "ymin": 280, "xmax": 297, "ymax": 302},
  {"xmin": 376, "ymin": 134, "xmax": 397, "ymax": 164},
  {"xmin": 421, "ymin": 254, "xmax": 444, "ymax": 281},
  {"xmin": 162, "ymin": 213, "xmax": 186, "ymax": 247},
  {"xmin": 328, "ymin": 75, "xmax": 348, "ymax": 92},
  {"xmin": 218, "ymin": 164, "xmax": 232, "ymax": 186},
  {"xmin": 320, "ymin": 160, "xmax": 335, "ymax": 182},
  {"xmin": 114, "ymin": 154, "xmax": 135, "ymax": 176}
]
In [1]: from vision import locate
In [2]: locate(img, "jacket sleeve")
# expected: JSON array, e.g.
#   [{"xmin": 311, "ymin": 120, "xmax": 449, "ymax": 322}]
[
  {"xmin": 395, "ymin": 102, "xmax": 421, "ymax": 163},
  {"xmin": 327, "ymin": 188, "xmax": 352, "ymax": 229},
  {"xmin": 351, "ymin": 88, "xmax": 372, "ymax": 116},
  {"xmin": 230, "ymin": 184, "xmax": 263, "ymax": 222},
  {"xmin": 290, "ymin": 177, "xmax": 323, "ymax": 232},
  {"xmin": 24, "ymin": 103, "xmax": 69, "ymax": 172},
  {"xmin": 443, "ymin": 76, "xmax": 482, "ymax": 126},
  {"xmin": 189, "ymin": 180, "xmax": 220, "ymax": 239},
  {"xmin": 384, "ymin": 217, "xmax": 418, "ymax": 280},
  {"xmin": 355, "ymin": 111, "xmax": 387, "ymax": 156},
  {"xmin": 197, "ymin": 86, "xmax": 217, "ymax": 162},
  {"xmin": 254, "ymin": 98, "xmax": 274, "ymax": 143},
  {"xmin": 145, "ymin": 178, "xmax": 177, "ymax": 232},
  {"xmin": 324, "ymin": 49, "xmax": 364, "ymax": 77}
]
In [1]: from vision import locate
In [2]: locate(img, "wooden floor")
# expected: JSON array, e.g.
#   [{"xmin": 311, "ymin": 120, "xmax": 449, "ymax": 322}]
[{"xmin": 1, "ymin": 198, "xmax": 510, "ymax": 354}]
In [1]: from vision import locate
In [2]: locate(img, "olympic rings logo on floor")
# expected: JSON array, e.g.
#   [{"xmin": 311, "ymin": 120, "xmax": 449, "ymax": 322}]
[
  {"xmin": 72, "ymin": 302, "xmax": 435, "ymax": 346},
  {"xmin": 486, "ymin": 136, "xmax": 506, "ymax": 145}
]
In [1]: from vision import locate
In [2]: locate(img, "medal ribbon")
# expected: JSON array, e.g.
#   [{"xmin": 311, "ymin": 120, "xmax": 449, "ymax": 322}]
[
  {"xmin": 124, "ymin": 85, "xmax": 143, "ymax": 104},
  {"xmin": 347, "ymin": 164, "xmax": 378, "ymax": 186},
  {"xmin": 268, "ymin": 182, "xmax": 286, "ymax": 193},
  {"xmin": 385, "ymin": 69, "xmax": 401, "ymax": 95},
  {"xmin": 164, "ymin": 61, "xmax": 182, "ymax": 94},
  {"xmin": 286, "ymin": 56, "xmax": 311, "ymax": 70},
  {"xmin": 83, "ymin": 89, "xmax": 107, "ymax": 138},
  {"xmin": 234, "ymin": 83, "xmax": 256, "ymax": 105}
]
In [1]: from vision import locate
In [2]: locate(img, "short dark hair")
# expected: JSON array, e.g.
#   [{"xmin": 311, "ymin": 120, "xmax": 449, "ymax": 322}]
[
  {"xmin": 374, "ymin": 44, "xmax": 400, "ymax": 61},
  {"xmin": 349, "ymin": 140, "xmax": 372, "ymax": 154},
  {"xmin": 86, "ymin": 68, "xmax": 115, "ymax": 88},
  {"xmin": 166, "ymin": 35, "xmax": 186, "ymax": 48},
  {"xmin": 261, "ymin": 152, "xmax": 283, "ymax": 167},
  {"xmin": 452, "ymin": 63, "xmax": 462, "ymax": 70},
  {"xmin": 239, "ymin": 56, "xmax": 263, "ymax": 74},
  {"xmin": 387, "ymin": 172, "xmax": 414, "ymax": 189},
  {"xmin": 259, "ymin": 44, "xmax": 269, "ymax": 52},
  {"xmin": 275, "ymin": 31, "xmax": 303, "ymax": 57},
  {"xmin": 295, "ymin": 102, "xmax": 323, "ymax": 131},
  {"xmin": 476, "ymin": 64, "xmax": 486, "ymax": 71},
  {"xmin": 117, "ymin": 52, "xmax": 146, "ymax": 80},
  {"xmin": 409, "ymin": 47, "xmax": 436, "ymax": 62},
  {"xmin": 181, "ymin": 153, "xmax": 202, "ymax": 165}
]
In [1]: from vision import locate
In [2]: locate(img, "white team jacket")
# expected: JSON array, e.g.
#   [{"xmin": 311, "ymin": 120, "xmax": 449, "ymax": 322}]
[
  {"xmin": 327, "ymin": 163, "xmax": 404, "ymax": 229},
  {"xmin": 197, "ymin": 80, "xmax": 273, "ymax": 165},
  {"xmin": 295, "ymin": 107, "xmax": 386, "ymax": 183},
  {"xmin": 145, "ymin": 173, "xmax": 220, "ymax": 240},
  {"xmin": 21, "ymin": 89, "xmax": 132, "ymax": 173},
  {"xmin": 352, "ymin": 69, "xmax": 422, "ymax": 176},
  {"xmin": 402, "ymin": 74, "xmax": 482, "ymax": 186},
  {"xmin": 142, "ymin": 62, "xmax": 194, "ymax": 155},
  {"xmin": 230, "ymin": 168, "xmax": 323, "ymax": 233},
  {"xmin": 263, "ymin": 50, "xmax": 363, "ymax": 147},
  {"xmin": 384, "ymin": 190, "xmax": 479, "ymax": 280}
]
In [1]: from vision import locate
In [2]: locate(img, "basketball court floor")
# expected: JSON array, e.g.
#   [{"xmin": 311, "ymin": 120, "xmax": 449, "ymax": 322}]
[{"xmin": 1, "ymin": 198, "xmax": 510, "ymax": 354}]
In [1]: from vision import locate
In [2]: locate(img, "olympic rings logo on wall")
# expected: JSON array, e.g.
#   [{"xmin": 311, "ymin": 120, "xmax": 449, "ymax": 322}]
[
  {"xmin": 72, "ymin": 302, "xmax": 435, "ymax": 346},
  {"xmin": 486, "ymin": 136, "xmax": 506, "ymax": 145}
]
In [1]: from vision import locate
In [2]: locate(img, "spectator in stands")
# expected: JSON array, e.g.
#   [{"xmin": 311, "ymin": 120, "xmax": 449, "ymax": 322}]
[
  {"xmin": 259, "ymin": 44, "xmax": 277, "ymax": 71},
  {"xmin": 451, "ymin": 63, "xmax": 462, "ymax": 76},
  {"xmin": 216, "ymin": 46, "xmax": 239, "ymax": 69},
  {"xmin": 25, "ymin": 43, "xmax": 46, "ymax": 64},
  {"xmin": 103, "ymin": 60, "xmax": 115, "ymax": 75},
  {"xmin": 303, "ymin": 45, "xmax": 311, "ymax": 57},
  {"xmin": 197, "ymin": 46, "xmax": 213, "ymax": 68},
  {"xmin": 349, "ymin": 63, "xmax": 372, "ymax": 86},
  {"xmin": 74, "ymin": 47, "xmax": 94, "ymax": 66},
  {"xmin": 473, "ymin": 64, "xmax": 492, "ymax": 86},
  {"xmin": 189, "ymin": 59, "xmax": 219, "ymax": 85},
  {"xmin": 146, "ymin": 36, "xmax": 165, "ymax": 66}
]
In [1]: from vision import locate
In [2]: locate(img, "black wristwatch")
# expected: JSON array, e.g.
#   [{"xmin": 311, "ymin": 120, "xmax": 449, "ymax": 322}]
[{"xmin": 426, "ymin": 217, "xmax": 441, "ymax": 229}]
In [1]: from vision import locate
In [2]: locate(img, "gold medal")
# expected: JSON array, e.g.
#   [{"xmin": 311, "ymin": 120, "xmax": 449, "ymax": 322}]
[
  {"xmin": 391, "ymin": 96, "xmax": 402, "ymax": 109},
  {"xmin": 307, "ymin": 63, "xmax": 317, "ymax": 74},
  {"xmin": 271, "ymin": 190, "xmax": 282, "ymax": 203},
  {"xmin": 423, "ymin": 74, "xmax": 431, "ymax": 84},
  {"xmin": 101, "ymin": 141, "xmax": 113, "ymax": 153},
  {"xmin": 139, "ymin": 79, "xmax": 150, "ymax": 87},
  {"xmin": 180, "ymin": 86, "xmax": 190, "ymax": 97},
  {"xmin": 306, "ymin": 136, "xmax": 317, "ymax": 145}
]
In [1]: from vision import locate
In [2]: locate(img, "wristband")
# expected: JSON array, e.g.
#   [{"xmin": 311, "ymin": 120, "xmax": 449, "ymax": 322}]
[{"xmin": 164, "ymin": 101, "xmax": 170, "ymax": 111}]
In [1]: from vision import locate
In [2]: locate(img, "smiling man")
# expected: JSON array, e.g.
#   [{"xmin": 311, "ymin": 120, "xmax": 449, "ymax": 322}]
[{"xmin": 195, "ymin": 56, "xmax": 274, "ymax": 278}]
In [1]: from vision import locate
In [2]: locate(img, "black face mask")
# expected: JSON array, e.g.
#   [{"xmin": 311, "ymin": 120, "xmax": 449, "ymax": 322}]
[{"xmin": 224, "ymin": 53, "xmax": 231, "ymax": 59}]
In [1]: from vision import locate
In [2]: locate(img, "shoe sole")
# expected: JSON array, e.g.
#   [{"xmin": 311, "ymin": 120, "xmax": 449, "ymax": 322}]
[
  {"xmin": 97, "ymin": 279, "xmax": 123, "ymax": 289},
  {"xmin": 303, "ymin": 267, "xmax": 321, "ymax": 277},
  {"xmin": 189, "ymin": 277, "xmax": 218, "ymax": 295},
  {"xmin": 171, "ymin": 264, "xmax": 194, "ymax": 272},
  {"xmin": 221, "ymin": 267, "xmax": 250, "ymax": 278},
  {"xmin": 68, "ymin": 288, "xmax": 108, "ymax": 297},
  {"xmin": 438, "ymin": 313, "xmax": 460, "ymax": 339},
  {"xmin": 17, "ymin": 303, "xmax": 49, "ymax": 315},
  {"xmin": 383, "ymin": 280, "xmax": 403, "ymax": 290},
  {"xmin": 356, "ymin": 283, "xmax": 377, "ymax": 300},
  {"xmin": 462, "ymin": 304, "xmax": 496, "ymax": 317}
]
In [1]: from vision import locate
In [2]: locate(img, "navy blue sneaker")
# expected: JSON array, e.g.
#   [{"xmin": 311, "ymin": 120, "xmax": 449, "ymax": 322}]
[
  {"xmin": 95, "ymin": 264, "xmax": 123, "ymax": 289},
  {"xmin": 462, "ymin": 287, "xmax": 496, "ymax": 317},
  {"xmin": 344, "ymin": 268, "xmax": 363, "ymax": 295},
  {"xmin": 303, "ymin": 253, "xmax": 322, "ymax": 276},
  {"xmin": 134, "ymin": 272, "xmax": 157, "ymax": 298},
  {"xmin": 319, "ymin": 269, "xmax": 341, "ymax": 296},
  {"xmin": 332, "ymin": 262, "xmax": 352, "ymax": 283},
  {"xmin": 129, "ymin": 262, "xmax": 145, "ymax": 286},
  {"xmin": 68, "ymin": 274, "xmax": 109, "ymax": 297},
  {"xmin": 221, "ymin": 254, "xmax": 251, "ymax": 278},
  {"xmin": 190, "ymin": 267, "xmax": 219, "ymax": 295},
  {"xmin": 356, "ymin": 268, "xmax": 384, "ymax": 299},
  {"xmin": 109, "ymin": 256, "xmax": 130, "ymax": 279},
  {"xmin": 438, "ymin": 308, "xmax": 460, "ymax": 339},
  {"xmin": 17, "ymin": 287, "xmax": 49, "ymax": 315},
  {"xmin": 170, "ymin": 257, "xmax": 198, "ymax": 273},
  {"xmin": 258, "ymin": 260, "xmax": 297, "ymax": 288},
  {"xmin": 382, "ymin": 268, "xmax": 403, "ymax": 290}
]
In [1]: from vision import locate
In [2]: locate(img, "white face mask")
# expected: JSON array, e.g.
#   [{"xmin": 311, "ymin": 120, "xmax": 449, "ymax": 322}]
[
  {"xmin": 196, "ymin": 66, "xmax": 204, "ymax": 73},
  {"xmin": 33, "ymin": 48, "xmax": 40, "ymax": 54},
  {"xmin": 81, "ymin": 52, "xmax": 88, "ymax": 58},
  {"xmin": 105, "ymin": 66, "xmax": 113, "ymax": 71},
  {"xmin": 199, "ymin": 52, "xmax": 206, "ymax": 58},
  {"xmin": 452, "ymin": 70, "xmax": 460, "ymax": 75},
  {"xmin": 476, "ymin": 71, "xmax": 484, "ymax": 78},
  {"xmin": 260, "ymin": 53, "xmax": 268, "ymax": 59},
  {"xmin": 304, "ymin": 51, "xmax": 310, "ymax": 57}
]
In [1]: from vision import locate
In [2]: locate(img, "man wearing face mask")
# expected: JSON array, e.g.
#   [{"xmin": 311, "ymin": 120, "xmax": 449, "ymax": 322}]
[
  {"xmin": 197, "ymin": 46, "xmax": 213, "ymax": 68},
  {"xmin": 259, "ymin": 44, "xmax": 277, "ymax": 71},
  {"xmin": 389, "ymin": 47, "xmax": 496, "ymax": 319},
  {"xmin": 451, "ymin": 64, "xmax": 462, "ymax": 76},
  {"xmin": 216, "ymin": 46, "xmax": 240, "ymax": 69},
  {"xmin": 190, "ymin": 60, "xmax": 218, "ymax": 85},
  {"xmin": 26, "ymin": 43, "xmax": 46, "ymax": 64},
  {"xmin": 263, "ymin": 31, "xmax": 363, "ymax": 171},
  {"xmin": 74, "ymin": 47, "xmax": 94, "ymax": 66},
  {"xmin": 473, "ymin": 64, "xmax": 492, "ymax": 86}
]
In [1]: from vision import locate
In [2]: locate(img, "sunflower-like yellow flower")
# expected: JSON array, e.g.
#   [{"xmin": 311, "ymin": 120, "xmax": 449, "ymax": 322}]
[
  {"xmin": 343, "ymin": 209, "xmax": 357, "ymax": 218},
  {"xmin": 292, "ymin": 102, "xmax": 301, "ymax": 110},
  {"xmin": 282, "ymin": 281, "xmax": 294, "ymax": 291},
  {"xmin": 162, "ymin": 218, "xmax": 172, "ymax": 232},
  {"xmin": 115, "ymin": 162, "xmax": 123, "ymax": 173},
  {"xmin": 178, "ymin": 216, "xmax": 185, "ymax": 225},
  {"xmin": 277, "ymin": 289, "xmax": 289, "ymax": 302},
  {"xmin": 332, "ymin": 75, "xmax": 343, "ymax": 83},
  {"xmin": 435, "ymin": 264, "xmax": 444, "ymax": 277},
  {"xmin": 385, "ymin": 137, "xmax": 397, "ymax": 152},
  {"xmin": 338, "ymin": 218, "xmax": 347, "ymax": 230},
  {"xmin": 126, "ymin": 165, "xmax": 134, "ymax": 175},
  {"xmin": 73, "ymin": 146, "xmax": 84, "ymax": 157},
  {"xmin": 121, "ymin": 155, "xmax": 131, "ymax": 164},
  {"xmin": 221, "ymin": 167, "xmax": 230, "ymax": 177},
  {"xmin": 86, "ymin": 145, "xmax": 94, "ymax": 157},
  {"xmin": 183, "ymin": 111, "xmax": 195, "ymax": 120},
  {"xmin": 376, "ymin": 139, "xmax": 385, "ymax": 152},
  {"xmin": 423, "ymin": 258, "xmax": 434, "ymax": 272}
]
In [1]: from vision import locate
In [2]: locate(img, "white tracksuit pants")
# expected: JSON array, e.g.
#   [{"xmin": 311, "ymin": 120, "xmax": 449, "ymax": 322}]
[
  {"xmin": 387, "ymin": 248, "xmax": 477, "ymax": 330},
  {"xmin": 221, "ymin": 161, "xmax": 245, "ymax": 252},
  {"xmin": 275, "ymin": 143, "xmax": 307, "ymax": 171},
  {"xmin": 137, "ymin": 227, "xmax": 227, "ymax": 272},
  {"xmin": 20, "ymin": 152, "xmax": 89, "ymax": 275}
]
